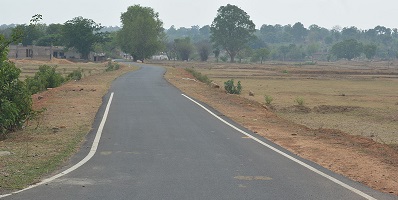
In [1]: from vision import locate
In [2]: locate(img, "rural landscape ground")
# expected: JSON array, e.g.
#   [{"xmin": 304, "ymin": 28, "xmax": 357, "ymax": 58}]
[{"xmin": 0, "ymin": 59, "xmax": 397, "ymax": 197}]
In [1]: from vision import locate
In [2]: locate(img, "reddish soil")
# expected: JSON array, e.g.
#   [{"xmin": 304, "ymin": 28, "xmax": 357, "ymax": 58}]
[{"xmin": 165, "ymin": 67, "xmax": 398, "ymax": 196}]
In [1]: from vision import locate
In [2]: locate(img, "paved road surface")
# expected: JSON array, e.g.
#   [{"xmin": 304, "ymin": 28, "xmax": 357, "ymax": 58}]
[{"xmin": 2, "ymin": 63, "xmax": 396, "ymax": 200}]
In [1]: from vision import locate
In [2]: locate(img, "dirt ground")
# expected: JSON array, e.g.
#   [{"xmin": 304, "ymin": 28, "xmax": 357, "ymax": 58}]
[
  {"xmin": 166, "ymin": 61, "xmax": 398, "ymax": 145},
  {"xmin": 164, "ymin": 65, "xmax": 398, "ymax": 196}
]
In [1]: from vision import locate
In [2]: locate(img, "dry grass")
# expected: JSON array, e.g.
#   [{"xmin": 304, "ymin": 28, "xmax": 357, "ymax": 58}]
[
  {"xmin": 156, "ymin": 60, "xmax": 398, "ymax": 144},
  {"xmin": 0, "ymin": 61, "xmax": 138, "ymax": 193},
  {"xmin": 11, "ymin": 59, "xmax": 109, "ymax": 80}
]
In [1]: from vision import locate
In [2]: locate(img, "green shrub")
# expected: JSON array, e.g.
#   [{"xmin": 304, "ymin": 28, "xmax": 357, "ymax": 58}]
[
  {"xmin": 25, "ymin": 65, "xmax": 65, "ymax": 94},
  {"xmin": 295, "ymin": 97, "xmax": 305, "ymax": 106},
  {"xmin": 185, "ymin": 68, "xmax": 211, "ymax": 84},
  {"xmin": 0, "ymin": 61, "xmax": 32, "ymax": 136},
  {"xmin": 224, "ymin": 79, "xmax": 242, "ymax": 94},
  {"xmin": 67, "ymin": 69, "xmax": 83, "ymax": 81},
  {"xmin": 264, "ymin": 95, "xmax": 273, "ymax": 104},
  {"xmin": 220, "ymin": 55, "xmax": 228, "ymax": 62},
  {"xmin": 105, "ymin": 61, "xmax": 120, "ymax": 72}
]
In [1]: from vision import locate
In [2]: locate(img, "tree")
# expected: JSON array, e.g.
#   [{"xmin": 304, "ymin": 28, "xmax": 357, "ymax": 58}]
[
  {"xmin": 210, "ymin": 4, "xmax": 255, "ymax": 62},
  {"xmin": 174, "ymin": 37, "xmax": 193, "ymax": 61},
  {"xmin": 36, "ymin": 23, "xmax": 64, "ymax": 46},
  {"xmin": 331, "ymin": 39, "xmax": 363, "ymax": 60},
  {"xmin": 118, "ymin": 5, "xmax": 164, "ymax": 62},
  {"xmin": 292, "ymin": 22, "xmax": 307, "ymax": 43},
  {"xmin": 252, "ymin": 48, "xmax": 270, "ymax": 64},
  {"xmin": 213, "ymin": 48, "xmax": 220, "ymax": 62},
  {"xmin": 63, "ymin": 17, "xmax": 108, "ymax": 60},
  {"xmin": 363, "ymin": 44, "xmax": 377, "ymax": 60},
  {"xmin": 196, "ymin": 40, "xmax": 211, "ymax": 61}
]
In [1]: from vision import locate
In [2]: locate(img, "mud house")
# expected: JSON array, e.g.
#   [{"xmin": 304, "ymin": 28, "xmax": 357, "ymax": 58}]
[{"xmin": 7, "ymin": 45, "xmax": 106, "ymax": 62}]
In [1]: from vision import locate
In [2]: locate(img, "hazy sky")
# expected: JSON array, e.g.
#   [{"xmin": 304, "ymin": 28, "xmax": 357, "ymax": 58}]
[{"xmin": 1, "ymin": 0, "xmax": 397, "ymax": 30}]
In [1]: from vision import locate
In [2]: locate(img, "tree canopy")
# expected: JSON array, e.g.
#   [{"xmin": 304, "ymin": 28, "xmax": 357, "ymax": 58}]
[
  {"xmin": 62, "ymin": 17, "xmax": 108, "ymax": 60},
  {"xmin": 331, "ymin": 39, "xmax": 363, "ymax": 60},
  {"xmin": 118, "ymin": 5, "xmax": 164, "ymax": 62},
  {"xmin": 210, "ymin": 4, "xmax": 256, "ymax": 62}
]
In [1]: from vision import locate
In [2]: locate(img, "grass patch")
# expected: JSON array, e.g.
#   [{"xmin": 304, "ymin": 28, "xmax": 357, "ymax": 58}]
[{"xmin": 185, "ymin": 68, "xmax": 211, "ymax": 84}]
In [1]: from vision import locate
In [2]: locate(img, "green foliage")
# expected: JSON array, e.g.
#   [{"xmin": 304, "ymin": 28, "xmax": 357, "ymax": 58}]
[
  {"xmin": 264, "ymin": 95, "xmax": 273, "ymax": 105},
  {"xmin": 331, "ymin": 39, "xmax": 363, "ymax": 60},
  {"xmin": 213, "ymin": 48, "xmax": 220, "ymax": 62},
  {"xmin": 252, "ymin": 48, "xmax": 270, "ymax": 64},
  {"xmin": 0, "ymin": 61, "xmax": 32, "ymax": 136},
  {"xmin": 105, "ymin": 61, "xmax": 120, "ymax": 72},
  {"xmin": 67, "ymin": 69, "xmax": 83, "ymax": 81},
  {"xmin": 63, "ymin": 17, "xmax": 108, "ymax": 60},
  {"xmin": 174, "ymin": 37, "xmax": 194, "ymax": 61},
  {"xmin": 118, "ymin": 5, "xmax": 164, "ymax": 62},
  {"xmin": 210, "ymin": 4, "xmax": 256, "ymax": 62},
  {"xmin": 363, "ymin": 44, "xmax": 377, "ymax": 60},
  {"xmin": 220, "ymin": 55, "xmax": 228, "ymax": 62},
  {"xmin": 185, "ymin": 68, "xmax": 211, "ymax": 84},
  {"xmin": 295, "ymin": 97, "xmax": 305, "ymax": 106},
  {"xmin": 25, "ymin": 65, "xmax": 65, "ymax": 94},
  {"xmin": 196, "ymin": 40, "xmax": 211, "ymax": 62},
  {"xmin": 224, "ymin": 79, "xmax": 242, "ymax": 94}
]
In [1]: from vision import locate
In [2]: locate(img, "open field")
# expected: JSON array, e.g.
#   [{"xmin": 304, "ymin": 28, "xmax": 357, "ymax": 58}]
[
  {"xmin": 157, "ymin": 60, "xmax": 398, "ymax": 144},
  {"xmin": 0, "ymin": 61, "xmax": 138, "ymax": 193},
  {"xmin": 10, "ymin": 59, "xmax": 110, "ymax": 80}
]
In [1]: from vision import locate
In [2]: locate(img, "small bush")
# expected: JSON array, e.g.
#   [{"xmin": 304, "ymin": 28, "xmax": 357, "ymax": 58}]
[
  {"xmin": 105, "ymin": 61, "xmax": 120, "ymax": 72},
  {"xmin": 295, "ymin": 97, "xmax": 305, "ymax": 106},
  {"xmin": 67, "ymin": 69, "xmax": 82, "ymax": 81},
  {"xmin": 224, "ymin": 79, "xmax": 242, "ymax": 94},
  {"xmin": 25, "ymin": 65, "xmax": 65, "ymax": 94},
  {"xmin": 185, "ymin": 68, "xmax": 211, "ymax": 84},
  {"xmin": 220, "ymin": 55, "xmax": 228, "ymax": 62},
  {"xmin": 264, "ymin": 95, "xmax": 273, "ymax": 104}
]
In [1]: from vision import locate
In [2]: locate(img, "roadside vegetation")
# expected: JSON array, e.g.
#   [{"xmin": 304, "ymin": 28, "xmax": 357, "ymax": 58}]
[{"xmin": 185, "ymin": 68, "xmax": 211, "ymax": 84}]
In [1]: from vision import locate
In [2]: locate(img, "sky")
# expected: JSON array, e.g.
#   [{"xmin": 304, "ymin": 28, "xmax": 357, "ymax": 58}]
[{"xmin": 1, "ymin": 0, "xmax": 397, "ymax": 30}]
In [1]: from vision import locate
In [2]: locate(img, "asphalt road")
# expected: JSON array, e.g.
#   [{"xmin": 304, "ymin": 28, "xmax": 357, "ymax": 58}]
[{"xmin": 2, "ymin": 63, "xmax": 396, "ymax": 200}]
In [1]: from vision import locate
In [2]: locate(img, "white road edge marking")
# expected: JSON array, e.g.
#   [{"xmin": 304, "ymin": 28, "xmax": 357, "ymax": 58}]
[
  {"xmin": 182, "ymin": 94, "xmax": 377, "ymax": 200},
  {"xmin": 0, "ymin": 92, "xmax": 115, "ymax": 199}
]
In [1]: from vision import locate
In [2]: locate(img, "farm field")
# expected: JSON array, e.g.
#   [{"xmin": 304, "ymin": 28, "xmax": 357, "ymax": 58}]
[
  {"xmin": 159, "ymin": 60, "xmax": 398, "ymax": 144},
  {"xmin": 10, "ymin": 59, "xmax": 109, "ymax": 80}
]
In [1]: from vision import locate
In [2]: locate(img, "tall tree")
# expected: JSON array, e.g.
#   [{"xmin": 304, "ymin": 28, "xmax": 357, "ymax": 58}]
[
  {"xmin": 174, "ymin": 37, "xmax": 193, "ymax": 61},
  {"xmin": 252, "ymin": 48, "xmax": 270, "ymax": 64},
  {"xmin": 63, "ymin": 17, "xmax": 107, "ymax": 60},
  {"xmin": 210, "ymin": 4, "xmax": 255, "ymax": 62},
  {"xmin": 118, "ymin": 5, "xmax": 164, "ymax": 62},
  {"xmin": 292, "ymin": 22, "xmax": 307, "ymax": 43},
  {"xmin": 196, "ymin": 40, "xmax": 211, "ymax": 62},
  {"xmin": 363, "ymin": 44, "xmax": 377, "ymax": 60},
  {"xmin": 331, "ymin": 39, "xmax": 363, "ymax": 60}
]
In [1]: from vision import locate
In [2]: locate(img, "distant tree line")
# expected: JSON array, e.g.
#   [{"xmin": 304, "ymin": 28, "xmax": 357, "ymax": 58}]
[
  {"xmin": 164, "ymin": 21, "xmax": 398, "ymax": 62},
  {"xmin": 2, "ymin": 4, "xmax": 398, "ymax": 62}
]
